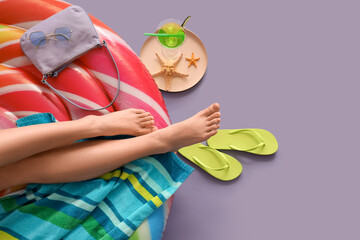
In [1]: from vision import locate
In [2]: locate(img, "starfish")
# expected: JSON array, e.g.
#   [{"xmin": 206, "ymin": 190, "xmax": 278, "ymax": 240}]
[
  {"xmin": 151, "ymin": 53, "xmax": 189, "ymax": 91},
  {"xmin": 185, "ymin": 52, "xmax": 200, "ymax": 68}
]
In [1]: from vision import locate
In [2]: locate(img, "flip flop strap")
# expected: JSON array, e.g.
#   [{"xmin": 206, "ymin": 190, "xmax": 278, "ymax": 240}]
[
  {"xmin": 191, "ymin": 145, "xmax": 230, "ymax": 171},
  {"xmin": 228, "ymin": 129, "xmax": 265, "ymax": 151}
]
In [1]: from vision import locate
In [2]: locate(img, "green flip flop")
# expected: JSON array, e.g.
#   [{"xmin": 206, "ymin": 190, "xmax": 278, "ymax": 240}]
[
  {"xmin": 207, "ymin": 129, "xmax": 278, "ymax": 155},
  {"xmin": 178, "ymin": 143, "xmax": 242, "ymax": 181}
]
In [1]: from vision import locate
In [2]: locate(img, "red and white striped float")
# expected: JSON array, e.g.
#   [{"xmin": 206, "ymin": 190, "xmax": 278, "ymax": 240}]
[{"xmin": 0, "ymin": 0, "xmax": 173, "ymax": 239}]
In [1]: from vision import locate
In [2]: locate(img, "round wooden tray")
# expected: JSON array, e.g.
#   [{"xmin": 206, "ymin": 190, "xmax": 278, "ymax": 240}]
[{"xmin": 140, "ymin": 29, "xmax": 207, "ymax": 92}]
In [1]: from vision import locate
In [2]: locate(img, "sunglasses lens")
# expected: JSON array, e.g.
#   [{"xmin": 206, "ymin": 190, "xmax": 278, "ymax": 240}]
[
  {"xmin": 29, "ymin": 32, "xmax": 46, "ymax": 46},
  {"xmin": 54, "ymin": 27, "xmax": 71, "ymax": 41}
]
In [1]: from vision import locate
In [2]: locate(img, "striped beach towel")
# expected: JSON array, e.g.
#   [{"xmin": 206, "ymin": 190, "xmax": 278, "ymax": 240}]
[{"xmin": 0, "ymin": 113, "xmax": 194, "ymax": 239}]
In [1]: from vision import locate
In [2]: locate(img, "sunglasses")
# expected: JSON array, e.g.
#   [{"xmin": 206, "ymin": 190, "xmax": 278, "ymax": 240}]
[{"xmin": 28, "ymin": 27, "xmax": 72, "ymax": 47}]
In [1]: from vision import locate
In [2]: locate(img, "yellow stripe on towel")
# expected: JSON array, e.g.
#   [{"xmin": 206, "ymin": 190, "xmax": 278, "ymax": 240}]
[
  {"xmin": 127, "ymin": 174, "xmax": 163, "ymax": 207},
  {"xmin": 128, "ymin": 174, "xmax": 153, "ymax": 201},
  {"xmin": 120, "ymin": 172, "xmax": 130, "ymax": 180},
  {"xmin": 151, "ymin": 196, "xmax": 163, "ymax": 208},
  {"xmin": 0, "ymin": 230, "xmax": 19, "ymax": 240},
  {"xmin": 99, "ymin": 170, "xmax": 163, "ymax": 207},
  {"xmin": 98, "ymin": 170, "xmax": 122, "ymax": 181}
]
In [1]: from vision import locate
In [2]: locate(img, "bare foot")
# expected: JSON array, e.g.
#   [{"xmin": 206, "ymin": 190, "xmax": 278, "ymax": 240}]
[
  {"xmin": 97, "ymin": 108, "xmax": 157, "ymax": 136},
  {"xmin": 154, "ymin": 103, "xmax": 221, "ymax": 152}
]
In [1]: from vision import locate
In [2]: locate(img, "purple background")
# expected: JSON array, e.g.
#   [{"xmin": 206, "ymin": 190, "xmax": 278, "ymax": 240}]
[{"xmin": 68, "ymin": 0, "xmax": 360, "ymax": 239}]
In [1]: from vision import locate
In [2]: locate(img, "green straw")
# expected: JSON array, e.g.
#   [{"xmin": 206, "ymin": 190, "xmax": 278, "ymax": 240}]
[{"xmin": 144, "ymin": 33, "xmax": 182, "ymax": 37}]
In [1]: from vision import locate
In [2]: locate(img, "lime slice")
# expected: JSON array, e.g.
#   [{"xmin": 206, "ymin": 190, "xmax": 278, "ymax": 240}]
[{"xmin": 158, "ymin": 22, "xmax": 185, "ymax": 48}]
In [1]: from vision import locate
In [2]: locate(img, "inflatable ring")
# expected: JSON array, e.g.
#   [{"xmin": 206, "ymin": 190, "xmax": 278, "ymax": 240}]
[{"xmin": 0, "ymin": 0, "xmax": 173, "ymax": 239}]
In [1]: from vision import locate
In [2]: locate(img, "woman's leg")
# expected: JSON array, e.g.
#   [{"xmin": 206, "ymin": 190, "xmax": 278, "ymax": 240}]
[
  {"xmin": 0, "ymin": 109, "xmax": 156, "ymax": 168},
  {"xmin": 0, "ymin": 103, "xmax": 221, "ymax": 190}
]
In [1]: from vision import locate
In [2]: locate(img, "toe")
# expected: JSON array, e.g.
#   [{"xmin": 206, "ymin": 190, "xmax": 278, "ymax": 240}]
[
  {"xmin": 207, "ymin": 124, "xmax": 220, "ymax": 132},
  {"xmin": 139, "ymin": 112, "xmax": 151, "ymax": 118},
  {"xmin": 209, "ymin": 129, "xmax": 218, "ymax": 137},
  {"xmin": 140, "ymin": 120, "xmax": 155, "ymax": 127},
  {"xmin": 141, "ymin": 116, "xmax": 154, "ymax": 122},
  {"xmin": 211, "ymin": 103, "xmax": 220, "ymax": 111},
  {"xmin": 205, "ymin": 129, "xmax": 218, "ymax": 139},
  {"xmin": 207, "ymin": 118, "xmax": 221, "ymax": 126},
  {"xmin": 208, "ymin": 112, "xmax": 221, "ymax": 121},
  {"xmin": 135, "ymin": 109, "xmax": 146, "ymax": 114},
  {"xmin": 209, "ymin": 103, "xmax": 220, "ymax": 114},
  {"xmin": 136, "ymin": 128, "xmax": 152, "ymax": 136},
  {"xmin": 202, "ymin": 103, "xmax": 220, "ymax": 117}
]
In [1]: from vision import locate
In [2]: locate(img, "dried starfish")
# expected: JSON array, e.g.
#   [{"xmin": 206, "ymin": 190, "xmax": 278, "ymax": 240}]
[
  {"xmin": 152, "ymin": 53, "xmax": 189, "ymax": 91},
  {"xmin": 185, "ymin": 52, "xmax": 200, "ymax": 68}
]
